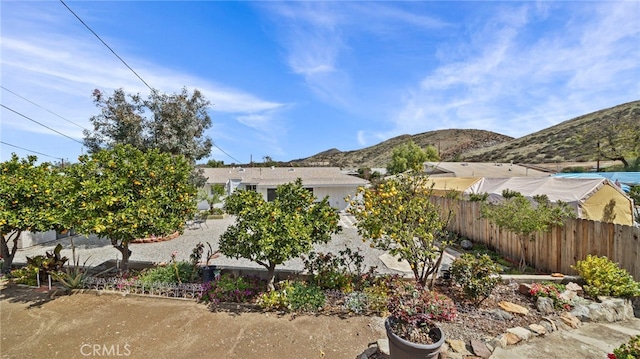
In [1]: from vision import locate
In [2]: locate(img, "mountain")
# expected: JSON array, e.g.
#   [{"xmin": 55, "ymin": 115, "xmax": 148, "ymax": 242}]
[
  {"xmin": 291, "ymin": 129, "xmax": 513, "ymax": 168},
  {"xmin": 460, "ymin": 100, "xmax": 640, "ymax": 164},
  {"xmin": 291, "ymin": 100, "xmax": 640, "ymax": 169}
]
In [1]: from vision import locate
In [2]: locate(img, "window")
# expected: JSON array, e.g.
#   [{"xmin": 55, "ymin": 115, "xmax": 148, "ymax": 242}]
[{"xmin": 246, "ymin": 185, "xmax": 257, "ymax": 192}]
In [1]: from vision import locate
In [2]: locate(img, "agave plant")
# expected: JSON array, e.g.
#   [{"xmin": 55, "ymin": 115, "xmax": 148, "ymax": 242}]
[{"xmin": 51, "ymin": 238, "xmax": 89, "ymax": 290}]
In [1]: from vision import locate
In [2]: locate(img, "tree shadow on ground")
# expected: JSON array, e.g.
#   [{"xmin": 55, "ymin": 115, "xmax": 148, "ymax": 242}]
[{"xmin": 0, "ymin": 281, "xmax": 54, "ymax": 308}]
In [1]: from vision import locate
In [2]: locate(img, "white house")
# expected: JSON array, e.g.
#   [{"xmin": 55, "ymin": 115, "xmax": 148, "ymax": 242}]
[{"xmin": 201, "ymin": 167, "xmax": 369, "ymax": 211}]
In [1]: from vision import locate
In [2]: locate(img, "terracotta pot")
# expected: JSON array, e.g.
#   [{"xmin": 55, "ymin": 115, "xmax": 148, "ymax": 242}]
[{"xmin": 385, "ymin": 317, "xmax": 445, "ymax": 359}]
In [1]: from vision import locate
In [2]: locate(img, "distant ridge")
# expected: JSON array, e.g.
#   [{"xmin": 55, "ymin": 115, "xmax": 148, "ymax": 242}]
[{"xmin": 290, "ymin": 100, "xmax": 640, "ymax": 169}]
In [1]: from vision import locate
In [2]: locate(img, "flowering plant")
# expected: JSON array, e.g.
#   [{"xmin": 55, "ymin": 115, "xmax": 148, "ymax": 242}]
[
  {"xmin": 386, "ymin": 282, "xmax": 456, "ymax": 344},
  {"xmin": 529, "ymin": 282, "xmax": 572, "ymax": 311},
  {"xmin": 608, "ymin": 335, "xmax": 640, "ymax": 359}
]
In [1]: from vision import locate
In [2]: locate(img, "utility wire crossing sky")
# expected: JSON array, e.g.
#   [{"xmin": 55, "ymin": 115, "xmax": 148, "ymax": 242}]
[{"xmin": 1, "ymin": 1, "xmax": 639, "ymax": 165}]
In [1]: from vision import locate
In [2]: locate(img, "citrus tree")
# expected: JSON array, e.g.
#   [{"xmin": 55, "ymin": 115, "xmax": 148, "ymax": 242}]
[
  {"xmin": 67, "ymin": 144, "xmax": 197, "ymax": 271},
  {"xmin": 480, "ymin": 190, "xmax": 575, "ymax": 272},
  {"xmin": 0, "ymin": 154, "xmax": 73, "ymax": 273},
  {"xmin": 348, "ymin": 174, "xmax": 453, "ymax": 288},
  {"xmin": 219, "ymin": 179, "xmax": 340, "ymax": 290}
]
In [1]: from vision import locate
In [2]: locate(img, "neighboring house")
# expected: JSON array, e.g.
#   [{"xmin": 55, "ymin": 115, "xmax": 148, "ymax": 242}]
[
  {"xmin": 426, "ymin": 176, "xmax": 634, "ymax": 225},
  {"xmin": 201, "ymin": 167, "xmax": 369, "ymax": 211},
  {"xmin": 424, "ymin": 162, "xmax": 551, "ymax": 178}
]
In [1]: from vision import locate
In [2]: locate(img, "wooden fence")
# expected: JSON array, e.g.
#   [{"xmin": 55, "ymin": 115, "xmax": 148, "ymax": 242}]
[{"xmin": 432, "ymin": 197, "xmax": 640, "ymax": 281}]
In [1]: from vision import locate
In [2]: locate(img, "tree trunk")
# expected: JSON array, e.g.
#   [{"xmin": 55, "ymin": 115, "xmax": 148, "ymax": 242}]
[
  {"xmin": 1, "ymin": 231, "xmax": 21, "ymax": 274},
  {"xmin": 266, "ymin": 263, "xmax": 277, "ymax": 291},
  {"xmin": 518, "ymin": 236, "xmax": 529, "ymax": 273},
  {"xmin": 428, "ymin": 248, "xmax": 447, "ymax": 289},
  {"xmin": 115, "ymin": 242, "xmax": 132, "ymax": 272}
]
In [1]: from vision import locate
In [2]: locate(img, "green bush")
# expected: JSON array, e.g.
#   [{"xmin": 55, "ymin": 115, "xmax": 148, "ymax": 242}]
[
  {"xmin": 302, "ymin": 247, "xmax": 366, "ymax": 292},
  {"xmin": 138, "ymin": 262, "xmax": 197, "ymax": 285},
  {"xmin": 450, "ymin": 253, "xmax": 501, "ymax": 304},
  {"xmin": 573, "ymin": 255, "xmax": 640, "ymax": 298},
  {"xmin": 10, "ymin": 267, "xmax": 39, "ymax": 286},
  {"xmin": 611, "ymin": 335, "xmax": 640, "ymax": 359},
  {"xmin": 287, "ymin": 282, "xmax": 326, "ymax": 312},
  {"xmin": 257, "ymin": 281, "xmax": 292, "ymax": 311}
]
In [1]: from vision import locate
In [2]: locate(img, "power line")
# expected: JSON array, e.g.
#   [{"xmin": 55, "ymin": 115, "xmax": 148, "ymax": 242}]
[
  {"xmin": 1, "ymin": 104, "xmax": 85, "ymax": 146},
  {"xmin": 1, "ymin": 86, "xmax": 89, "ymax": 131},
  {"xmin": 59, "ymin": 0, "xmax": 241, "ymax": 164},
  {"xmin": 213, "ymin": 142, "xmax": 241, "ymax": 164},
  {"xmin": 0, "ymin": 141, "xmax": 63, "ymax": 161},
  {"xmin": 59, "ymin": 0, "xmax": 153, "ymax": 91}
]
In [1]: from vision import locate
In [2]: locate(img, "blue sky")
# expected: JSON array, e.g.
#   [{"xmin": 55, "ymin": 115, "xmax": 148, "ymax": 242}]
[{"xmin": 1, "ymin": 1, "xmax": 639, "ymax": 165}]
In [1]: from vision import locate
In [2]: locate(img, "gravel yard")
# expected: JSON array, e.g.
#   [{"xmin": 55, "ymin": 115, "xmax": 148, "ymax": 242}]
[{"xmin": 12, "ymin": 214, "xmax": 413, "ymax": 276}]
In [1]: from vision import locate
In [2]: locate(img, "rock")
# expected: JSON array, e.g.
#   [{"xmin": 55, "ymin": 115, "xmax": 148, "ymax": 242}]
[
  {"xmin": 506, "ymin": 327, "xmax": 533, "ymax": 341},
  {"xmin": 541, "ymin": 316, "xmax": 557, "ymax": 332},
  {"xmin": 536, "ymin": 297, "xmax": 555, "ymax": 314},
  {"xmin": 556, "ymin": 320, "xmax": 572, "ymax": 331},
  {"xmin": 551, "ymin": 272, "xmax": 565, "ymax": 278},
  {"xmin": 518, "ymin": 283, "xmax": 532, "ymax": 296},
  {"xmin": 499, "ymin": 301, "xmax": 529, "ymax": 315},
  {"xmin": 488, "ymin": 334, "xmax": 508, "ymax": 349},
  {"xmin": 600, "ymin": 298, "xmax": 635, "ymax": 321},
  {"xmin": 560, "ymin": 312, "xmax": 581, "ymax": 329},
  {"xmin": 565, "ymin": 282, "xmax": 583, "ymax": 295},
  {"xmin": 528, "ymin": 323, "xmax": 547, "ymax": 335},
  {"xmin": 559, "ymin": 290, "xmax": 577, "ymax": 302},
  {"xmin": 504, "ymin": 332, "xmax": 522, "ymax": 345},
  {"xmin": 470, "ymin": 339, "xmax": 492, "ymax": 358},
  {"xmin": 377, "ymin": 338, "xmax": 389, "ymax": 356},
  {"xmin": 486, "ymin": 309, "xmax": 513, "ymax": 321},
  {"xmin": 442, "ymin": 352, "xmax": 463, "ymax": 359},
  {"xmin": 570, "ymin": 305, "xmax": 591, "ymax": 322},
  {"xmin": 446, "ymin": 339, "xmax": 472, "ymax": 355},
  {"xmin": 538, "ymin": 320, "xmax": 553, "ymax": 333},
  {"xmin": 358, "ymin": 346, "xmax": 378, "ymax": 359},
  {"xmin": 460, "ymin": 239, "xmax": 473, "ymax": 250}
]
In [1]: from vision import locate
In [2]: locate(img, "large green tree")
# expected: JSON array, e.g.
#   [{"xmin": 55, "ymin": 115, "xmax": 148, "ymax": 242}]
[
  {"xmin": 67, "ymin": 144, "xmax": 197, "ymax": 271},
  {"xmin": 84, "ymin": 87, "xmax": 213, "ymax": 162},
  {"xmin": 0, "ymin": 155, "xmax": 72, "ymax": 273},
  {"xmin": 348, "ymin": 174, "xmax": 453, "ymax": 288},
  {"xmin": 480, "ymin": 190, "xmax": 575, "ymax": 272},
  {"xmin": 386, "ymin": 141, "xmax": 439, "ymax": 175},
  {"xmin": 219, "ymin": 179, "xmax": 341, "ymax": 290}
]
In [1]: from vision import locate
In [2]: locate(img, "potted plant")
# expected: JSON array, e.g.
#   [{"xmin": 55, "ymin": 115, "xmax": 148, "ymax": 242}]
[
  {"xmin": 201, "ymin": 243, "xmax": 220, "ymax": 283},
  {"xmin": 385, "ymin": 282, "xmax": 456, "ymax": 359}
]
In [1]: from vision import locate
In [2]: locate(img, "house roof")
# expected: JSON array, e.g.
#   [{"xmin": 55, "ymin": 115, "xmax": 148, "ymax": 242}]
[
  {"xmin": 202, "ymin": 167, "xmax": 369, "ymax": 187},
  {"xmin": 424, "ymin": 162, "xmax": 551, "ymax": 178}
]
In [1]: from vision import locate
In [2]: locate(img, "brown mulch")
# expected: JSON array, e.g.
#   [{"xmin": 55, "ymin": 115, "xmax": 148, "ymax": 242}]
[{"xmin": 434, "ymin": 280, "xmax": 544, "ymax": 343}]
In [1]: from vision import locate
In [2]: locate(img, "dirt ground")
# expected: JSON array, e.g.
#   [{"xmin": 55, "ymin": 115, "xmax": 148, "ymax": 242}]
[{"xmin": 0, "ymin": 284, "xmax": 385, "ymax": 359}]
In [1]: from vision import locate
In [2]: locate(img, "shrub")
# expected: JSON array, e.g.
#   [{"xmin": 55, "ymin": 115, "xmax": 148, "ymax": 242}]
[
  {"xmin": 10, "ymin": 267, "xmax": 39, "ymax": 286},
  {"xmin": 287, "ymin": 282, "xmax": 326, "ymax": 312},
  {"xmin": 302, "ymin": 247, "xmax": 366, "ymax": 291},
  {"xmin": 138, "ymin": 261, "xmax": 197, "ymax": 285},
  {"xmin": 344, "ymin": 291, "xmax": 368, "ymax": 314},
  {"xmin": 450, "ymin": 253, "xmax": 501, "ymax": 304},
  {"xmin": 200, "ymin": 274, "xmax": 266, "ymax": 304},
  {"xmin": 529, "ymin": 282, "xmax": 572, "ymax": 310},
  {"xmin": 609, "ymin": 335, "xmax": 640, "ymax": 359},
  {"xmin": 257, "ymin": 281, "xmax": 292, "ymax": 311},
  {"xmin": 573, "ymin": 255, "xmax": 640, "ymax": 298}
]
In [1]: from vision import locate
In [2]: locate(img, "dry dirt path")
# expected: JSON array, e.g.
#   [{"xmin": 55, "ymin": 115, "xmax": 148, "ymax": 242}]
[{"xmin": 0, "ymin": 284, "xmax": 385, "ymax": 359}]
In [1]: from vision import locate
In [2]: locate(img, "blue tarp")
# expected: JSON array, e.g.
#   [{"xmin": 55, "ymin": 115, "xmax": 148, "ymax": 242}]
[{"xmin": 552, "ymin": 172, "xmax": 640, "ymax": 193}]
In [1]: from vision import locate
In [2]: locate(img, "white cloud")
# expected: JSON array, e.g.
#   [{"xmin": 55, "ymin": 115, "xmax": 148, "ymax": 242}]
[
  {"xmin": 1, "ymin": 2, "xmax": 287, "ymax": 140},
  {"xmin": 361, "ymin": 2, "xmax": 640, "ymax": 145}
]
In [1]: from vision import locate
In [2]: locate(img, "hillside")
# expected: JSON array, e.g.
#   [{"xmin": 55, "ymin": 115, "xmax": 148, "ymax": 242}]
[
  {"xmin": 291, "ymin": 129, "xmax": 513, "ymax": 168},
  {"xmin": 460, "ymin": 100, "xmax": 640, "ymax": 164},
  {"xmin": 291, "ymin": 101, "xmax": 640, "ymax": 169}
]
